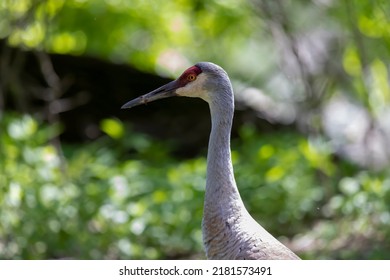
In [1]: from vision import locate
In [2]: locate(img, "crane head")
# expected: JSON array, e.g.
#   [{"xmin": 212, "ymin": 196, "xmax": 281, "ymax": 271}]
[{"xmin": 121, "ymin": 62, "xmax": 230, "ymax": 109}]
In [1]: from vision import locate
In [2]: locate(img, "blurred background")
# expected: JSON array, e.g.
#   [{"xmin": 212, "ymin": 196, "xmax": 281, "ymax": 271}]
[{"xmin": 1, "ymin": 0, "xmax": 390, "ymax": 259}]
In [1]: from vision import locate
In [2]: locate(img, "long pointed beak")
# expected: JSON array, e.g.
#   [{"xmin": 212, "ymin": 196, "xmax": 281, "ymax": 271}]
[{"xmin": 121, "ymin": 80, "xmax": 179, "ymax": 109}]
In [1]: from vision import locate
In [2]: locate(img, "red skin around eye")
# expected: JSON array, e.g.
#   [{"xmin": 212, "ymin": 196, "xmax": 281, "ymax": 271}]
[{"xmin": 176, "ymin": 65, "xmax": 202, "ymax": 87}]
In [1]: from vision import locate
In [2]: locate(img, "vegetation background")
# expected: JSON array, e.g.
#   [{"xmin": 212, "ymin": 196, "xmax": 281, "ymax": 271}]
[{"xmin": 1, "ymin": 0, "xmax": 390, "ymax": 259}]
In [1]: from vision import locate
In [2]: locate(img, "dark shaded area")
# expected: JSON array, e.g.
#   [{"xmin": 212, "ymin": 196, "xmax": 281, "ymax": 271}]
[{"xmin": 0, "ymin": 39, "xmax": 280, "ymax": 157}]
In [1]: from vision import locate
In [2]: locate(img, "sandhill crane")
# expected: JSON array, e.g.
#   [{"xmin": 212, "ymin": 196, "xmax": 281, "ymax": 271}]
[{"xmin": 121, "ymin": 62, "xmax": 300, "ymax": 260}]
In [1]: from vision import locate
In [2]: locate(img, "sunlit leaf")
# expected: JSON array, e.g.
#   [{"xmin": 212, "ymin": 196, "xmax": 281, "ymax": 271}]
[
  {"xmin": 7, "ymin": 115, "xmax": 38, "ymax": 140},
  {"xmin": 265, "ymin": 166, "xmax": 285, "ymax": 183},
  {"xmin": 343, "ymin": 46, "xmax": 362, "ymax": 77},
  {"xmin": 100, "ymin": 118, "xmax": 124, "ymax": 139}
]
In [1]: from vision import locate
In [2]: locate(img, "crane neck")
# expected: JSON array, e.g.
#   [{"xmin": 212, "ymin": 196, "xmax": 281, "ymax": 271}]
[
  {"xmin": 206, "ymin": 99, "xmax": 237, "ymax": 197},
  {"xmin": 203, "ymin": 89, "xmax": 248, "ymax": 250}
]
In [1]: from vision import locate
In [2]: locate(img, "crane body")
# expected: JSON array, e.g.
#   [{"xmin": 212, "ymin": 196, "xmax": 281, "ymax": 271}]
[{"xmin": 122, "ymin": 62, "xmax": 300, "ymax": 260}]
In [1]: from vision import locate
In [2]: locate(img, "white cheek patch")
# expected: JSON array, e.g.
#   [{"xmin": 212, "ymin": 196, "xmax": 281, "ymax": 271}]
[{"xmin": 176, "ymin": 73, "xmax": 210, "ymax": 102}]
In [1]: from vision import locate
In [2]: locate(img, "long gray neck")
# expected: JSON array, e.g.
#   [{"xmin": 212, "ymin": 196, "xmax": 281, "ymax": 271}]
[
  {"xmin": 205, "ymin": 100, "xmax": 239, "ymax": 201},
  {"xmin": 202, "ymin": 90, "xmax": 247, "ymax": 249}
]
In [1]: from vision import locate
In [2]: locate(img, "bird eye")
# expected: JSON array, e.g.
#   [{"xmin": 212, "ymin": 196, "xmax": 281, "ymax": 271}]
[{"xmin": 187, "ymin": 74, "xmax": 196, "ymax": 82}]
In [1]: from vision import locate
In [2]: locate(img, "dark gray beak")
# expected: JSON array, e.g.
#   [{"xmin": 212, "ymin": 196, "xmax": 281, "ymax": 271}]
[{"xmin": 121, "ymin": 80, "xmax": 179, "ymax": 109}]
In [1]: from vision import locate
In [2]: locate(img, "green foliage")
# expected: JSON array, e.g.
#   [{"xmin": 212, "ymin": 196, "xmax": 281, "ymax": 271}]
[
  {"xmin": 234, "ymin": 126, "xmax": 329, "ymax": 236},
  {"xmin": 0, "ymin": 113, "xmax": 205, "ymax": 259},
  {"xmin": 302, "ymin": 171, "xmax": 390, "ymax": 259},
  {"xmin": 1, "ymin": 113, "xmax": 390, "ymax": 259},
  {"xmin": 0, "ymin": 0, "xmax": 258, "ymax": 72}
]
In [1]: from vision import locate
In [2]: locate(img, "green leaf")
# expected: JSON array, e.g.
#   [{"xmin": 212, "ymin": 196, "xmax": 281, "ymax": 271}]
[{"xmin": 100, "ymin": 118, "xmax": 124, "ymax": 139}]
